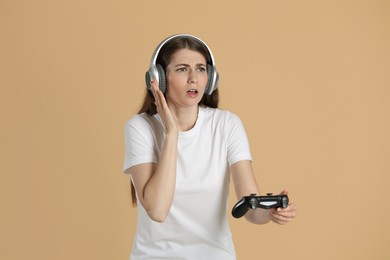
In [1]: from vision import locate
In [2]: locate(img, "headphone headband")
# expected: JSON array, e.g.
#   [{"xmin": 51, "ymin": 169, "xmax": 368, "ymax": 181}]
[
  {"xmin": 145, "ymin": 34, "xmax": 219, "ymax": 95},
  {"xmin": 149, "ymin": 34, "xmax": 216, "ymax": 69}
]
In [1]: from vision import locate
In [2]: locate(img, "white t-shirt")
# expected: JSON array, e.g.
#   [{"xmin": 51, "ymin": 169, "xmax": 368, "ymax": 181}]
[{"xmin": 123, "ymin": 106, "xmax": 252, "ymax": 260}]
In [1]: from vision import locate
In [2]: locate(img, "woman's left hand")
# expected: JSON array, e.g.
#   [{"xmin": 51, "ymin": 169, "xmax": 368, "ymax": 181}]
[{"xmin": 269, "ymin": 190, "xmax": 297, "ymax": 225}]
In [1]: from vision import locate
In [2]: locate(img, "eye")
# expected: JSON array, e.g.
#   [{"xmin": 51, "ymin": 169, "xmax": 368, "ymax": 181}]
[
  {"xmin": 176, "ymin": 67, "xmax": 187, "ymax": 72},
  {"xmin": 197, "ymin": 66, "xmax": 206, "ymax": 72}
]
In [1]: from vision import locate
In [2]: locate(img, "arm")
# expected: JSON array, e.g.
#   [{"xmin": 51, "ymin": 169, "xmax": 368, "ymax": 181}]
[
  {"xmin": 129, "ymin": 80, "xmax": 179, "ymax": 223},
  {"xmin": 231, "ymin": 160, "xmax": 271, "ymax": 224},
  {"xmin": 231, "ymin": 160, "xmax": 297, "ymax": 225},
  {"xmin": 129, "ymin": 132, "xmax": 177, "ymax": 223}
]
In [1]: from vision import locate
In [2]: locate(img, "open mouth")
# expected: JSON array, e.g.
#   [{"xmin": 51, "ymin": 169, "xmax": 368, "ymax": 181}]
[{"xmin": 187, "ymin": 89, "xmax": 198, "ymax": 94}]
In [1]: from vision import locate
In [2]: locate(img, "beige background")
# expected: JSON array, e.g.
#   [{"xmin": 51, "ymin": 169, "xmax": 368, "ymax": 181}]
[{"xmin": 1, "ymin": 0, "xmax": 389, "ymax": 259}]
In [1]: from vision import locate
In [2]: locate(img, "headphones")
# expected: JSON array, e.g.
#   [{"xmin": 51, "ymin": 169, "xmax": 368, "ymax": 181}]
[{"xmin": 145, "ymin": 34, "xmax": 219, "ymax": 96}]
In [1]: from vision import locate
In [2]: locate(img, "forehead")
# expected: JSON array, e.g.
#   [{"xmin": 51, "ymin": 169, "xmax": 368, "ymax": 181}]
[{"xmin": 169, "ymin": 48, "xmax": 207, "ymax": 64}]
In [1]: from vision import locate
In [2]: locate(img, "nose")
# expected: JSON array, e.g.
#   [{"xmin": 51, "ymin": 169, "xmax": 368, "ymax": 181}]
[{"xmin": 187, "ymin": 68, "xmax": 198, "ymax": 84}]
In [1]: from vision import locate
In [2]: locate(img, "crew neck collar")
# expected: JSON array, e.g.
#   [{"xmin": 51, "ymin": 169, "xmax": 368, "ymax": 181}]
[{"xmin": 178, "ymin": 106, "xmax": 205, "ymax": 138}]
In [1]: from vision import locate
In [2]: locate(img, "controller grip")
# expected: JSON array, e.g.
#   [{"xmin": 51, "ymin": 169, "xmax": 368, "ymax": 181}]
[{"xmin": 231, "ymin": 198, "xmax": 250, "ymax": 218}]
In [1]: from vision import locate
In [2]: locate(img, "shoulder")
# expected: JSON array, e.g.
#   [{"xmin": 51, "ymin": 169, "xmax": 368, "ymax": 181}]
[
  {"xmin": 125, "ymin": 113, "xmax": 159, "ymax": 127},
  {"xmin": 202, "ymin": 106, "xmax": 243, "ymax": 126},
  {"xmin": 124, "ymin": 113, "xmax": 163, "ymax": 134}
]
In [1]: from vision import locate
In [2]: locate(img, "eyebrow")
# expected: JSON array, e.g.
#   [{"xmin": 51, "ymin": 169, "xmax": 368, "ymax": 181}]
[{"xmin": 174, "ymin": 63, "xmax": 206, "ymax": 67}]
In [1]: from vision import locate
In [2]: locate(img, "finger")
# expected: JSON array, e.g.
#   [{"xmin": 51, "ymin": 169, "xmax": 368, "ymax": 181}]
[
  {"xmin": 280, "ymin": 189, "xmax": 289, "ymax": 195},
  {"xmin": 273, "ymin": 210, "xmax": 297, "ymax": 219},
  {"xmin": 270, "ymin": 210, "xmax": 295, "ymax": 224},
  {"xmin": 269, "ymin": 211, "xmax": 289, "ymax": 224},
  {"xmin": 272, "ymin": 207, "xmax": 297, "ymax": 219},
  {"xmin": 156, "ymin": 86, "xmax": 168, "ymax": 109},
  {"xmin": 151, "ymin": 80, "xmax": 167, "ymax": 106},
  {"xmin": 276, "ymin": 204, "xmax": 297, "ymax": 213},
  {"xmin": 151, "ymin": 80, "xmax": 163, "ymax": 111},
  {"xmin": 150, "ymin": 80, "xmax": 158, "ymax": 101},
  {"xmin": 270, "ymin": 213, "xmax": 292, "ymax": 225}
]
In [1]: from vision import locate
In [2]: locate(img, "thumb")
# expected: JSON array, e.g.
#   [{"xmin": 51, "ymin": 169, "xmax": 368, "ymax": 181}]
[{"xmin": 280, "ymin": 189, "xmax": 289, "ymax": 196}]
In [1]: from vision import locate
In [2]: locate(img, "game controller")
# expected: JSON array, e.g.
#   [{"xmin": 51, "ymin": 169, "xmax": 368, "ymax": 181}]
[{"xmin": 231, "ymin": 193, "xmax": 289, "ymax": 218}]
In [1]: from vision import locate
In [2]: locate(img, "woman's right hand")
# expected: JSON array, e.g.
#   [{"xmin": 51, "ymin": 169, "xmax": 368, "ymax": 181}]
[
  {"xmin": 130, "ymin": 80, "xmax": 179, "ymax": 222},
  {"xmin": 150, "ymin": 80, "xmax": 179, "ymax": 134}
]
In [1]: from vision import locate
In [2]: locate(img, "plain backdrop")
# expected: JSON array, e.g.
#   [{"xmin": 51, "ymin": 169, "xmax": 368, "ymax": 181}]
[{"xmin": 1, "ymin": 0, "xmax": 389, "ymax": 259}]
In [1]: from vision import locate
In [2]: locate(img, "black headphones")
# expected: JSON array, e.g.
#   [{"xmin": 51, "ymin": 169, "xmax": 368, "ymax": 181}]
[{"xmin": 145, "ymin": 34, "xmax": 219, "ymax": 95}]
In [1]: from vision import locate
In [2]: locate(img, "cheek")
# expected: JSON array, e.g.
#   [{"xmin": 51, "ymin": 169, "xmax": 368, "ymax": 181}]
[
  {"xmin": 200, "ymin": 75, "xmax": 209, "ymax": 88},
  {"xmin": 165, "ymin": 76, "xmax": 182, "ymax": 97},
  {"xmin": 166, "ymin": 73, "xmax": 184, "ymax": 87}
]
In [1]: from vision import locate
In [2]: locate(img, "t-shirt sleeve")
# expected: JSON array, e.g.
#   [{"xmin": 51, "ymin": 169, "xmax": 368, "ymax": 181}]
[
  {"xmin": 226, "ymin": 112, "xmax": 252, "ymax": 166},
  {"xmin": 123, "ymin": 116, "xmax": 158, "ymax": 173}
]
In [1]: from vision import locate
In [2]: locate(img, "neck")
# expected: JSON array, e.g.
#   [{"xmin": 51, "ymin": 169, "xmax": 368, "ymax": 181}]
[{"xmin": 170, "ymin": 105, "xmax": 199, "ymax": 132}]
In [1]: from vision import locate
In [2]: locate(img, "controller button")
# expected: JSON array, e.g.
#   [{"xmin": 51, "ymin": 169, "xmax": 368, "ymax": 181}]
[
  {"xmin": 249, "ymin": 197, "xmax": 257, "ymax": 209},
  {"xmin": 281, "ymin": 197, "xmax": 288, "ymax": 207}
]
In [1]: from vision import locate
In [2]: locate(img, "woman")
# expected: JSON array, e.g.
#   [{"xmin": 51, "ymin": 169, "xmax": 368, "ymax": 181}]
[{"xmin": 123, "ymin": 34, "xmax": 297, "ymax": 259}]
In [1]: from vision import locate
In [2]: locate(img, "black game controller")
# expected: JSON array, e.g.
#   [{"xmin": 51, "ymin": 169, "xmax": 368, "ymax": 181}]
[{"xmin": 232, "ymin": 193, "xmax": 289, "ymax": 218}]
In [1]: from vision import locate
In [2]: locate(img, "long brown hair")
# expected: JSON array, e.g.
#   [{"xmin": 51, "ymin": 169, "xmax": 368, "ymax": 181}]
[{"xmin": 130, "ymin": 36, "xmax": 220, "ymax": 206}]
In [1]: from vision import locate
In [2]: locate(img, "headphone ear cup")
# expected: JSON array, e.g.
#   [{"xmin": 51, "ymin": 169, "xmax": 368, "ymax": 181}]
[
  {"xmin": 205, "ymin": 64, "xmax": 216, "ymax": 95},
  {"xmin": 156, "ymin": 64, "xmax": 167, "ymax": 93},
  {"xmin": 145, "ymin": 71, "xmax": 152, "ymax": 90}
]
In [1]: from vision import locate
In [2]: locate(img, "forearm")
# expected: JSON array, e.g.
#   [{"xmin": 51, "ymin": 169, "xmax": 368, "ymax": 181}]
[
  {"xmin": 230, "ymin": 161, "xmax": 271, "ymax": 224},
  {"xmin": 143, "ymin": 132, "xmax": 178, "ymax": 222}
]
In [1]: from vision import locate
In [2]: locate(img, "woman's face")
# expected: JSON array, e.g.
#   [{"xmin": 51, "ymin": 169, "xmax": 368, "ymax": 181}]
[{"xmin": 165, "ymin": 48, "xmax": 208, "ymax": 109}]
